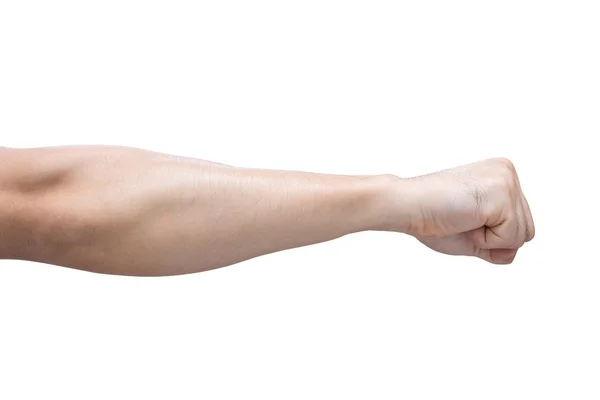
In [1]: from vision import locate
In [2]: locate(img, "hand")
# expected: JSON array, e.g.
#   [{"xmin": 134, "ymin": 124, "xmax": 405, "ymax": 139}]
[{"xmin": 397, "ymin": 158, "xmax": 535, "ymax": 264}]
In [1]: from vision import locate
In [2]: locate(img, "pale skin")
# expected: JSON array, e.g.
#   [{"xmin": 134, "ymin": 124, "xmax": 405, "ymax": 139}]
[{"xmin": 0, "ymin": 145, "xmax": 534, "ymax": 276}]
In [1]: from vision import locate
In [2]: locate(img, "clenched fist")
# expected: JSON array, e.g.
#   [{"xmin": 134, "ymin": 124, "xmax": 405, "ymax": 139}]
[{"xmin": 382, "ymin": 158, "xmax": 535, "ymax": 264}]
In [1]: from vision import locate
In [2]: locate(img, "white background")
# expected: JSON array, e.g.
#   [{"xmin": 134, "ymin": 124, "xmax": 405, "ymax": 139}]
[{"xmin": 1, "ymin": 1, "xmax": 598, "ymax": 399}]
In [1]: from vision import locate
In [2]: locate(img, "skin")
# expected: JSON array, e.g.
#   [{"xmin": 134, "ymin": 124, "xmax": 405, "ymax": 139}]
[{"xmin": 0, "ymin": 145, "xmax": 534, "ymax": 276}]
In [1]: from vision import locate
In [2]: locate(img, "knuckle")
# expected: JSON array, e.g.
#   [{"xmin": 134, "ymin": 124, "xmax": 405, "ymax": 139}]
[
  {"xmin": 518, "ymin": 226, "xmax": 529, "ymax": 247},
  {"xmin": 508, "ymin": 220, "xmax": 523, "ymax": 248},
  {"xmin": 501, "ymin": 175, "xmax": 514, "ymax": 191},
  {"xmin": 492, "ymin": 158, "xmax": 518, "ymax": 183},
  {"xmin": 527, "ymin": 224, "xmax": 536, "ymax": 241},
  {"xmin": 496, "ymin": 157, "xmax": 516, "ymax": 172},
  {"xmin": 491, "ymin": 169, "xmax": 516, "ymax": 194}
]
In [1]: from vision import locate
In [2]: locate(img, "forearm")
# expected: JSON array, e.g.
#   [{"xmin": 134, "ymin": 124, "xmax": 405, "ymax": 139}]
[{"xmin": 1, "ymin": 146, "xmax": 408, "ymax": 276}]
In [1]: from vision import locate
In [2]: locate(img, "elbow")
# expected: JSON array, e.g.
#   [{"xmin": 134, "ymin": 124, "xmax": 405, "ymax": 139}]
[{"xmin": 0, "ymin": 148, "xmax": 101, "ymax": 263}]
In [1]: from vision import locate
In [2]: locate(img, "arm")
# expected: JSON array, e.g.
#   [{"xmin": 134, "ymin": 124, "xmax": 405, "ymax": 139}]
[{"xmin": 0, "ymin": 145, "xmax": 534, "ymax": 276}]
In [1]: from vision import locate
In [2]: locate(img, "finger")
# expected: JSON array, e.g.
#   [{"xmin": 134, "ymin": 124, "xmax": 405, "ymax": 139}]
[
  {"xmin": 517, "ymin": 197, "xmax": 530, "ymax": 244},
  {"xmin": 513, "ymin": 169, "xmax": 535, "ymax": 242},
  {"xmin": 476, "ymin": 248, "xmax": 518, "ymax": 264},
  {"xmin": 470, "ymin": 218, "xmax": 523, "ymax": 250},
  {"xmin": 521, "ymin": 194, "xmax": 535, "ymax": 242}
]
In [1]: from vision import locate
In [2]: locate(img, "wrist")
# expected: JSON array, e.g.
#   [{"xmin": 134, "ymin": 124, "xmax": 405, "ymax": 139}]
[{"xmin": 362, "ymin": 174, "xmax": 419, "ymax": 235}]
